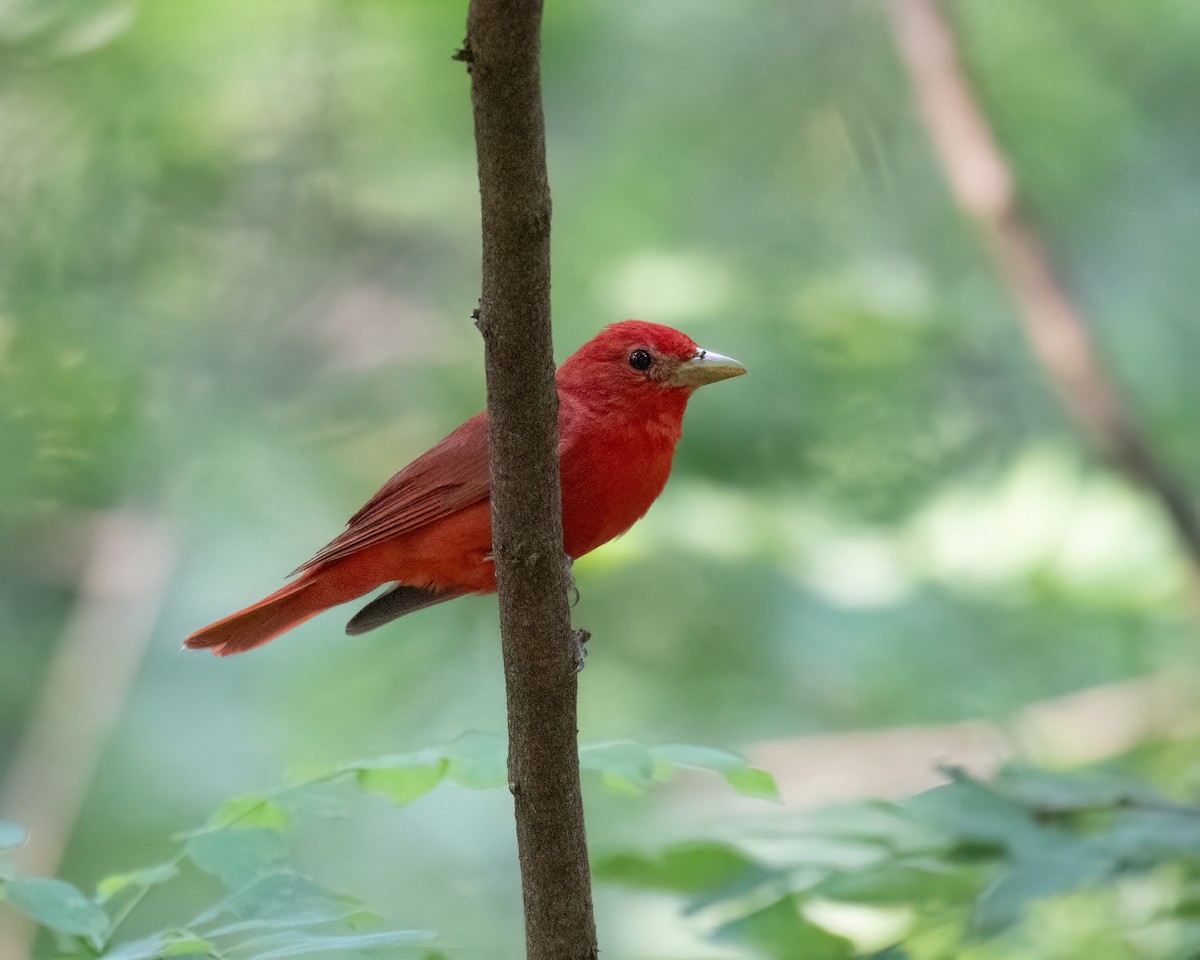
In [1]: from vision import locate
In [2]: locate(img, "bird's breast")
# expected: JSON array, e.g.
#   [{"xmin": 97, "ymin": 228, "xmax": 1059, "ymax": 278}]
[{"xmin": 558, "ymin": 405, "xmax": 683, "ymax": 559}]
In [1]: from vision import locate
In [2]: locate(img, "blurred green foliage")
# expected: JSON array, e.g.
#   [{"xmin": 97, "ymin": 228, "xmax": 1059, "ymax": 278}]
[
  {"xmin": 1, "ymin": 0, "xmax": 1199, "ymax": 957},
  {"xmin": 0, "ymin": 737, "xmax": 771, "ymax": 958},
  {"xmin": 598, "ymin": 756, "xmax": 1200, "ymax": 958}
]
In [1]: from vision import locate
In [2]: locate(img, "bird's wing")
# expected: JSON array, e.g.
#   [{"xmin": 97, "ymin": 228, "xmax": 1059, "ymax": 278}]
[
  {"xmin": 344, "ymin": 583, "xmax": 460, "ymax": 635},
  {"xmin": 293, "ymin": 411, "xmax": 491, "ymax": 574}
]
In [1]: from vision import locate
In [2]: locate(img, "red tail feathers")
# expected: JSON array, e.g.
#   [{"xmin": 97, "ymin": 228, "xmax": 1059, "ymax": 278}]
[{"xmin": 186, "ymin": 577, "xmax": 333, "ymax": 656}]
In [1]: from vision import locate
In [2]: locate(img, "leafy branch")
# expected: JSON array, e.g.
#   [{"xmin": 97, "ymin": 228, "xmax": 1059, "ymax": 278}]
[
  {"xmin": 0, "ymin": 735, "xmax": 773, "ymax": 960},
  {"xmin": 597, "ymin": 762, "xmax": 1200, "ymax": 957}
]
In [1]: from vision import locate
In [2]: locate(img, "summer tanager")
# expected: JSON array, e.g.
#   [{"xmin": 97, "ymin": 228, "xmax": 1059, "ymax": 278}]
[{"xmin": 186, "ymin": 320, "xmax": 746, "ymax": 656}]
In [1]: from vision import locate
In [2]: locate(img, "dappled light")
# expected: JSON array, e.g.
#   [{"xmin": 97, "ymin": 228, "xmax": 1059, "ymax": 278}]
[{"xmin": 2, "ymin": 0, "xmax": 1199, "ymax": 957}]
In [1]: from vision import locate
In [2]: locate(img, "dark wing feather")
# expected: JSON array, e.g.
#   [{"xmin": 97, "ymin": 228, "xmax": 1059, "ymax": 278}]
[
  {"xmin": 293, "ymin": 412, "xmax": 491, "ymax": 574},
  {"xmin": 345, "ymin": 584, "xmax": 460, "ymax": 635}
]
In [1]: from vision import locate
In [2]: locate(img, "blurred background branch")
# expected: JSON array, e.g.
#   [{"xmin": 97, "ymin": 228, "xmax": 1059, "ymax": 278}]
[
  {"xmin": 0, "ymin": 512, "xmax": 173, "ymax": 960},
  {"xmin": 885, "ymin": 0, "xmax": 1200, "ymax": 585},
  {"xmin": 751, "ymin": 674, "xmax": 1195, "ymax": 809}
]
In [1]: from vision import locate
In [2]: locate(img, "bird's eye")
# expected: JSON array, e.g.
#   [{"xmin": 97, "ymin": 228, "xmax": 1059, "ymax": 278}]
[{"xmin": 628, "ymin": 349, "xmax": 653, "ymax": 372}]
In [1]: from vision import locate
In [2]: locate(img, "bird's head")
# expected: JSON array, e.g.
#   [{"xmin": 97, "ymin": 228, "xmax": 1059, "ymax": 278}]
[{"xmin": 559, "ymin": 321, "xmax": 746, "ymax": 403}]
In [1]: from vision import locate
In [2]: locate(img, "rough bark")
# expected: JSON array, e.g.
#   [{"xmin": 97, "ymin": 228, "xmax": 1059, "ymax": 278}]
[
  {"xmin": 459, "ymin": 2, "xmax": 599, "ymax": 958},
  {"xmin": 885, "ymin": 0, "xmax": 1200, "ymax": 583}
]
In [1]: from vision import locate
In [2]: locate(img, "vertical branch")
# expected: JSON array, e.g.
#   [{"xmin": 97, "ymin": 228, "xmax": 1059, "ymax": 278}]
[
  {"xmin": 459, "ymin": 2, "xmax": 599, "ymax": 959},
  {"xmin": 884, "ymin": 0, "xmax": 1200, "ymax": 580}
]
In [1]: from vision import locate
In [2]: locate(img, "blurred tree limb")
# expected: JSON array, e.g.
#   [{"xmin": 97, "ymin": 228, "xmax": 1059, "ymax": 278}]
[
  {"xmin": 885, "ymin": 0, "xmax": 1200, "ymax": 584},
  {"xmin": 0, "ymin": 512, "xmax": 174, "ymax": 960},
  {"xmin": 459, "ymin": 1, "xmax": 599, "ymax": 958},
  {"xmin": 752, "ymin": 675, "xmax": 1193, "ymax": 809}
]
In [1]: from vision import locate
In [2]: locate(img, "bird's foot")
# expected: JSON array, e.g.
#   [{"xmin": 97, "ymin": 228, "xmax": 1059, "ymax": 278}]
[
  {"xmin": 571, "ymin": 628, "xmax": 591, "ymax": 673},
  {"xmin": 562, "ymin": 554, "xmax": 580, "ymax": 607}
]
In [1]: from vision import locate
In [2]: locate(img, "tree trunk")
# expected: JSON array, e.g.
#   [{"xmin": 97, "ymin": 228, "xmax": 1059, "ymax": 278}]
[{"xmin": 459, "ymin": 1, "xmax": 599, "ymax": 958}]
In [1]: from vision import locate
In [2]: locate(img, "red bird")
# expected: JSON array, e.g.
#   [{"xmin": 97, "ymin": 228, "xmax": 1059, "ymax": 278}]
[{"xmin": 186, "ymin": 321, "xmax": 746, "ymax": 656}]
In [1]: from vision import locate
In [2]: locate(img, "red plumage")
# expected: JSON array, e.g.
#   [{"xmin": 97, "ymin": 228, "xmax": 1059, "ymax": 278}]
[{"xmin": 185, "ymin": 321, "xmax": 745, "ymax": 655}]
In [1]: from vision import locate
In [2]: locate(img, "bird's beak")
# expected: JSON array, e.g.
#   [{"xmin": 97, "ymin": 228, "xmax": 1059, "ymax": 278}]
[{"xmin": 671, "ymin": 349, "xmax": 748, "ymax": 388}]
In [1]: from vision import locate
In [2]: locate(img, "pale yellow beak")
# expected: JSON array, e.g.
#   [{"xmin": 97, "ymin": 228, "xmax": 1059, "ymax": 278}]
[{"xmin": 670, "ymin": 349, "xmax": 747, "ymax": 388}]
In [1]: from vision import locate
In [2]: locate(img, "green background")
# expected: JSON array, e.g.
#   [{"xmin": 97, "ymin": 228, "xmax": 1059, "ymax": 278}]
[{"xmin": 2, "ymin": 0, "xmax": 1198, "ymax": 956}]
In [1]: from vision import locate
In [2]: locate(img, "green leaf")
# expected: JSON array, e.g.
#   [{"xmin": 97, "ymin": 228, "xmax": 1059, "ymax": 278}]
[
  {"xmin": 161, "ymin": 938, "xmax": 215, "ymax": 957},
  {"xmin": 187, "ymin": 828, "xmax": 287, "ymax": 890},
  {"xmin": 232, "ymin": 928, "xmax": 435, "ymax": 959},
  {"xmin": 356, "ymin": 759, "xmax": 447, "ymax": 806},
  {"xmin": 1100, "ymin": 807, "xmax": 1200, "ymax": 864},
  {"xmin": 651, "ymin": 743, "xmax": 780, "ymax": 801},
  {"xmin": 100, "ymin": 931, "xmax": 214, "ymax": 960},
  {"xmin": 210, "ymin": 795, "xmax": 292, "ymax": 832},
  {"xmin": 205, "ymin": 905, "xmax": 380, "ymax": 939},
  {"xmin": 714, "ymin": 896, "xmax": 854, "ymax": 960},
  {"xmin": 579, "ymin": 741, "xmax": 656, "ymax": 794},
  {"xmin": 791, "ymin": 800, "xmax": 948, "ymax": 855},
  {"xmin": 4, "ymin": 877, "xmax": 109, "ymax": 941},
  {"xmin": 972, "ymin": 839, "xmax": 1117, "ymax": 934},
  {"xmin": 96, "ymin": 861, "xmax": 179, "ymax": 902},
  {"xmin": 993, "ymin": 763, "xmax": 1180, "ymax": 816},
  {"xmin": 904, "ymin": 777, "xmax": 1045, "ymax": 855},
  {"xmin": 442, "ymin": 731, "xmax": 508, "ymax": 789},
  {"xmin": 594, "ymin": 841, "xmax": 765, "ymax": 895},
  {"xmin": 992, "ymin": 765, "xmax": 1147, "ymax": 812},
  {"xmin": 724, "ymin": 766, "xmax": 781, "ymax": 801},
  {"xmin": 197, "ymin": 871, "xmax": 359, "ymax": 927},
  {"xmin": 0, "ymin": 821, "xmax": 25, "ymax": 850},
  {"xmin": 818, "ymin": 860, "xmax": 979, "ymax": 905}
]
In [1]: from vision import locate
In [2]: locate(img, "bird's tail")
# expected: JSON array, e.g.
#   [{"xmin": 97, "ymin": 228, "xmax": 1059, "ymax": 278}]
[{"xmin": 185, "ymin": 575, "xmax": 342, "ymax": 656}]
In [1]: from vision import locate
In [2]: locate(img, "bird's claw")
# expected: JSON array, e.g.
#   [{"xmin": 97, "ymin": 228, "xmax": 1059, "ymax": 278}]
[
  {"xmin": 571, "ymin": 628, "xmax": 591, "ymax": 673},
  {"xmin": 562, "ymin": 554, "xmax": 580, "ymax": 607}
]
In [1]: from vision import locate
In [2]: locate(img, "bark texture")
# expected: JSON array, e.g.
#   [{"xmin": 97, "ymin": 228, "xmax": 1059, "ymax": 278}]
[
  {"xmin": 885, "ymin": 0, "xmax": 1200, "ymax": 583},
  {"xmin": 461, "ymin": 1, "xmax": 599, "ymax": 958}
]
